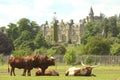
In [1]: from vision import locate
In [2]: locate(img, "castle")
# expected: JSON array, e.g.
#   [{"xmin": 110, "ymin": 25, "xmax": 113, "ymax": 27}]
[{"xmin": 40, "ymin": 7, "xmax": 102, "ymax": 44}]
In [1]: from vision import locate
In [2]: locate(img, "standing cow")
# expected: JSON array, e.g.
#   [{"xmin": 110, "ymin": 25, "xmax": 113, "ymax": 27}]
[{"xmin": 8, "ymin": 55, "xmax": 55, "ymax": 76}]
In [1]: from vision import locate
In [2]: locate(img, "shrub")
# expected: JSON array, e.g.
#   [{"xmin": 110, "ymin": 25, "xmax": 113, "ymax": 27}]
[
  {"xmin": 0, "ymin": 54, "xmax": 4, "ymax": 65},
  {"xmin": 84, "ymin": 55, "xmax": 94, "ymax": 65},
  {"xmin": 110, "ymin": 43, "xmax": 120, "ymax": 55},
  {"xmin": 33, "ymin": 47, "xmax": 47, "ymax": 55},
  {"xmin": 13, "ymin": 48, "xmax": 33, "ymax": 57},
  {"xmin": 63, "ymin": 48, "xmax": 76, "ymax": 64},
  {"xmin": 55, "ymin": 45, "xmax": 66, "ymax": 55}
]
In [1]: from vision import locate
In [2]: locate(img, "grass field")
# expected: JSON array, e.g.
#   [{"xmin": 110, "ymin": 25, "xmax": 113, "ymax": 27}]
[{"xmin": 0, "ymin": 64, "xmax": 120, "ymax": 80}]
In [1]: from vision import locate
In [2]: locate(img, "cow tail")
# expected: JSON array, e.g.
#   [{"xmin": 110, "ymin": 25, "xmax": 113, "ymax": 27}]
[{"xmin": 8, "ymin": 61, "xmax": 10, "ymax": 73}]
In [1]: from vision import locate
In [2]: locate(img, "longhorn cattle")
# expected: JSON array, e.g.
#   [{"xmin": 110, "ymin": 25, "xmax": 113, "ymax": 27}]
[
  {"xmin": 8, "ymin": 55, "xmax": 55, "ymax": 76},
  {"xmin": 65, "ymin": 62, "xmax": 99, "ymax": 76},
  {"xmin": 35, "ymin": 68, "xmax": 59, "ymax": 76}
]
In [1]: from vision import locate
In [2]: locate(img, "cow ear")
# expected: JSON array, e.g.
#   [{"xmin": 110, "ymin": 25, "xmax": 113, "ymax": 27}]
[{"xmin": 45, "ymin": 55, "xmax": 48, "ymax": 59}]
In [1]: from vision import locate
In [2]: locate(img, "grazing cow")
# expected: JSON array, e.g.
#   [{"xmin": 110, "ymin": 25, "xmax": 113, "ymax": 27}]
[
  {"xmin": 8, "ymin": 55, "xmax": 55, "ymax": 76},
  {"xmin": 65, "ymin": 62, "xmax": 99, "ymax": 76},
  {"xmin": 35, "ymin": 68, "xmax": 59, "ymax": 76}
]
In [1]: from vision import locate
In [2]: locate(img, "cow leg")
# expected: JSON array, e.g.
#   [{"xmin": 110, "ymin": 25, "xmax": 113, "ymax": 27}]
[
  {"xmin": 10, "ymin": 68, "xmax": 13, "ymax": 76},
  {"xmin": 27, "ymin": 69, "xmax": 31, "ymax": 76},
  {"xmin": 22, "ymin": 69, "xmax": 27, "ymax": 76},
  {"xmin": 42, "ymin": 69, "xmax": 45, "ymax": 75},
  {"xmin": 12, "ymin": 68, "xmax": 16, "ymax": 76}
]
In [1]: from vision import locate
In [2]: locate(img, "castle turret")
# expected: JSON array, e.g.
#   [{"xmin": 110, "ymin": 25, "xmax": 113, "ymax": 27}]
[{"xmin": 88, "ymin": 6, "xmax": 94, "ymax": 22}]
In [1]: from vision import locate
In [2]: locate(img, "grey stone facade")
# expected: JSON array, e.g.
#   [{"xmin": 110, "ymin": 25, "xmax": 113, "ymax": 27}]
[{"xmin": 40, "ymin": 7, "xmax": 102, "ymax": 44}]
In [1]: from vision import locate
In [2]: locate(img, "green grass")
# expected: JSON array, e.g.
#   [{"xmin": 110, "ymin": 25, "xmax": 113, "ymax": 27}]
[{"xmin": 0, "ymin": 64, "xmax": 120, "ymax": 80}]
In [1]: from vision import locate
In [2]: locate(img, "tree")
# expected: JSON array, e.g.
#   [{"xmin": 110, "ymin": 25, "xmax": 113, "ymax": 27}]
[
  {"xmin": 81, "ymin": 36, "xmax": 110, "ymax": 55},
  {"xmin": 81, "ymin": 22, "xmax": 101, "ymax": 44},
  {"xmin": 108, "ymin": 16, "xmax": 119, "ymax": 37},
  {"xmin": 7, "ymin": 23, "xmax": 19, "ymax": 41},
  {"xmin": 14, "ymin": 30, "xmax": 34, "ymax": 50},
  {"xmin": 55, "ymin": 45, "xmax": 66, "ymax": 55},
  {"xmin": 52, "ymin": 20, "xmax": 58, "ymax": 43},
  {"xmin": 63, "ymin": 48, "xmax": 76, "ymax": 64},
  {"xmin": 0, "ymin": 31, "xmax": 14, "ymax": 55},
  {"xmin": 34, "ymin": 32, "xmax": 48, "ymax": 49},
  {"xmin": 110, "ymin": 43, "xmax": 120, "ymax": 55},
  {"xmin": 101, "ymin": 18, "xmax": 109, "ymax": 38},
  {"xmin": 17, "ymin": 18, "xmax": 32, "ymax": 32}
]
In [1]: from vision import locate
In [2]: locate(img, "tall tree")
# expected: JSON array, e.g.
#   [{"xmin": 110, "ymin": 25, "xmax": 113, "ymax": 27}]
[
  {"xmin": 0, "ymin": 31, "xmax": 14, "ymax": 55},
  {"xmin": 81, "ymin": 36, "xmax": 110, "ymax": 55},
  {"xmin": 81, "ymin": 22, "xmax": 101, "ymax": 44},
  {"xmin": 17, "ymin": 18, "xmax": 32, "ymax": 32},
  {"xmin": 52, "ymin": 20, "xmax": 58, "ymax": 43},
  {"xmin": 108, "ymin": 16, "xmax": 118, "ymax": 37},
  {"xmin": 14, "ymin": 30, "xmax": 34, "ymax": 49},
  {"xmin": 7, "ymin": 23, "xmax": 19, "ymax": 41},
  {"xmin": 101, "ymin": 18, "xmax": 109, "ymax": 38},
  {"xmin": 34, "ymin": 32, "xmax": 48, "ymax": 49}
]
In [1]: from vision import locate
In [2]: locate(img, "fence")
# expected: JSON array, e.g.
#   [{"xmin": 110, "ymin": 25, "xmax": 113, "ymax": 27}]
[
  {"xmin": 54, "ymin": 55, "xmax": 120, "ymax": 65},
  {"xmin": 2, "ymin": 55, "xmax": 120, "ymax": 65}
]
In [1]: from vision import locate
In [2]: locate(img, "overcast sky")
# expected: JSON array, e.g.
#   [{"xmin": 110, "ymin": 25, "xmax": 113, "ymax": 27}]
[{"xmin": 0, "ymin": 0, "xmax": 120, "ymax": 27}]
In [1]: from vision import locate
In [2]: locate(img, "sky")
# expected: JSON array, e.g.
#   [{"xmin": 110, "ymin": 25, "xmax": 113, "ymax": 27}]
[{"xmin": 0, "ymin": 0, "xmax": 120, "ymax": 27}]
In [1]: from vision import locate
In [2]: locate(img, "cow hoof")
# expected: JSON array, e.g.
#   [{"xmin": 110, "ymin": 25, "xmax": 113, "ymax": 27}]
[
  {"xmin": 28, "ymin": 74, "xmax": 31, "ymax": 76},
  {"xmin": 22, "ymin": 74, "xmax": 26, "ymax": 76}
]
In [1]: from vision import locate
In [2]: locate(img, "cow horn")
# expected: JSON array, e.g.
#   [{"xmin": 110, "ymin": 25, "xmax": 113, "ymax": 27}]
[
  {"xmin": 91, "ymin": 63, "xmax": 100, "ymax": 68},
  {"xmin": 10, "ymin": 54, "xmax": 14, "ymax": 58},
  {"xmin": 81, "ymin": 61, "xmax": 86, "ymax": 66},
  {"xmin": 50, "ymin": 56, "xmax": 55, "ymax": 59}
]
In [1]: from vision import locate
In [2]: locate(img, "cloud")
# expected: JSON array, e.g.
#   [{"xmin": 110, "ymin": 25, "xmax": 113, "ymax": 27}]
[{"xmin": 0, "ymin": 0, "xmax": 120, "ymax": 27}]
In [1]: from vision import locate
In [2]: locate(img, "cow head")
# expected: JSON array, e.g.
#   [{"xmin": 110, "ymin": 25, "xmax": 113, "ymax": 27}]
[
  {"xmin": 47, "ymin": 56, "xmax": 55, "ymax": 66},
  {"xmin": 81, "ymin": 61, "xmax": 99, "ymax": 76}
]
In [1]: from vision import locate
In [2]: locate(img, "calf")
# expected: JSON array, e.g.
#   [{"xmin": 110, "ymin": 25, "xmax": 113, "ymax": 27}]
[{"xmin": 35, "ymin": 68, "xmax": 59, "ymax": 76}]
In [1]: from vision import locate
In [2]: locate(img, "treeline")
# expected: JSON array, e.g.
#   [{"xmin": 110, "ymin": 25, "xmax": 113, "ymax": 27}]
[{"xmin": 0, "ymin": 14, "xmax": 120, "ymax": 64}]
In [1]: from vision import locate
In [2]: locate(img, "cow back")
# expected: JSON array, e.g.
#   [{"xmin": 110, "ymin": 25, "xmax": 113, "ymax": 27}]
[{"xmin": 8, "ymin": 57, "xmax": 26, "ymax": 69}]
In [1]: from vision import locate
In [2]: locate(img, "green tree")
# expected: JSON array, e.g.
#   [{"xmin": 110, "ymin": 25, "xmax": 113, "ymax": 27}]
[
  {"xmin": 17, "ymin": 18, "xmax": 32, "ymax": 32},
  {"xmin": 7, "ymin": 23, "xmax": 19, "ymax": 41},
  {"xmin": 110, "ymin": 43, "xmax": 120, "ymax": 55},
  {"xmin": 52, "ymin": 20, "xmax": 58, "ymax": 43},
  {"xmin": 81, "ymin": 22, "xmax": 101, "ymax": 44},
  {"xmin": 108, "ymin": 16, "xmax": 119, "ymax": 37},
  {"xmin": 63, "ymin": 48, "xmax": 76, "ymax": 64},
  {"xmin": 81, "ymin": 36, "xmax": 110, "ymax": 55},
  {"xmin": 30, "ymin": 21, "xmax": 40, "ymax": 36},
  {"xmin": 34, "ymin": 32, "xmax": 48, "ymax": 49},
  {"xmin": 14, "ymin": 30, "xmax": 34, "ymax": 49},
  {"xmin": 0, "ymin": 32, "xmax": 14, "ymax": 55},
  {"xmin": 13, "ymin": 48, "xmax": 32, "ymax": 57},
  {"xmin": 101, "ymin": 18, "xmax": 109, "ymax": 38},
  {"xmin": 55, "ymin": 45, "xmax": 66, "ymax": 55}
]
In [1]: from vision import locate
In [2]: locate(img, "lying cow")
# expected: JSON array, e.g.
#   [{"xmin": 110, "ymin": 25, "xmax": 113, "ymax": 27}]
[
  {"xmin": 8, "ymin": 55, "xmax": 55, "ymax": 76},
  {"xmin": 35, "ymin": 68, "xmax": 59, "ymax": 76},
  {"xmin": 65, "ymin": 62, "xmax": 99, "ymax": 76}
]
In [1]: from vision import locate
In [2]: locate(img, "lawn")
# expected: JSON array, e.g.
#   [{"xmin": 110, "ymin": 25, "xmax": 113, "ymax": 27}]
[{"xmin": 0, "ymin": 64, "xmax": 120, "ymax": 80}]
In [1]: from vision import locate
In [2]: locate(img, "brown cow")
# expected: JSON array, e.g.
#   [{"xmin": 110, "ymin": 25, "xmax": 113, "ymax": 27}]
[
  {"xmin": 8, "ymin": 55, "xmax": 55, "ymax": 76},
  {"xmin": 32, "ymin": 55, "xmax": 55, "ymax": 75},
  {"xmin": 35, "ymin": 68, "xmax": 59, "ymax": 76}
]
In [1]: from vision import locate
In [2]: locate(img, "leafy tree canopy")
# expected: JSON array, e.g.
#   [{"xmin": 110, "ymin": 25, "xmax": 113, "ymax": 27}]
[{"xmin": 81, "ymin": 36, "xmax": 111, "ymax": 55}]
